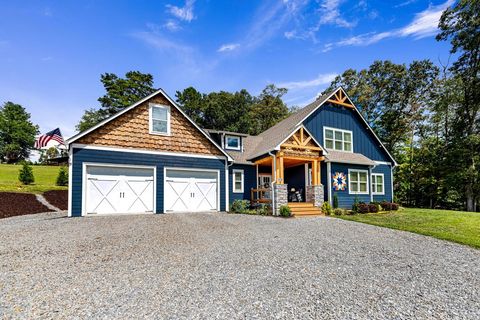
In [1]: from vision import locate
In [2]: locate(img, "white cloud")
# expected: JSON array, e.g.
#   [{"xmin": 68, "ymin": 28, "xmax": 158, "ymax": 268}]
[
  {"xmin": 131, "ymin": 30, "xmax": 199, "ymax": 73},
  {"xmin": 395, "ymin": 0, "xmax": 417, "ymax": 8},
  {"xmin": 318, "ymin": 0, "xmax": 356, "ymax": 28},
  {"xmin": 166, "ymin": 0, "xmax": 195, "ymax": 22},
  {"xmin": 322, "ymin": 0, "xmax": 454, "ymax": 51},
  {"xmin": 217, "ymin": 43, "xmax": 240, "ymax": 52},
  {"xmin": 164, "ymin": 20, "xmax": 181, "ymax": 31},
  {"xmin": 277, "ymin": 73, "xmax": 337, "ymax": 90}
]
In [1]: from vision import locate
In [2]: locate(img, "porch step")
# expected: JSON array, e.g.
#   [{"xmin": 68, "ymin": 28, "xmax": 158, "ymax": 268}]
[{"xmin": 288, "ymin": 202, "xmax": 323, "ymax": 216}]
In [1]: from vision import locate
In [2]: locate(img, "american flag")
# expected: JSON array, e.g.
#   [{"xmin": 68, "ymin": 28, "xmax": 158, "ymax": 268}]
[{"xmin": 34, "ymin": 128, "xmax": 65, "ymax": 149}]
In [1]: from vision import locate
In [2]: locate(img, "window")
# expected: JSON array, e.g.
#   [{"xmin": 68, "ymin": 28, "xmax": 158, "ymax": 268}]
[
  {"xmin": 349, "ymin": 169, "xmax": 369, "ymax": 194},
  {"xmin": 225, "ymin": 135, "xmax": 241, "ymax": 150},
  {"xmin": 371, "ymin": 173, "xmax": 384, "ymax": 195},
  {"xmin": 233, "ymin": 169, "xmax": 244, "ymax": 193},
  {"xmin": 324, "ymin": 127, "xmax": 352, "ymax": 152},
  {"xmin": 258, "ymin": 174, "xmax": 271, "ymax": 188},
  {"xmin": 149, "ymin": 104, "xmax": 170, "ymax": 135}
]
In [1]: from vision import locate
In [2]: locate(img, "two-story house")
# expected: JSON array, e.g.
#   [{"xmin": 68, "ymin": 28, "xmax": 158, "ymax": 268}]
[{"xmin": 67, "ymin": 87, "xmax": 395, "ymax": 217}]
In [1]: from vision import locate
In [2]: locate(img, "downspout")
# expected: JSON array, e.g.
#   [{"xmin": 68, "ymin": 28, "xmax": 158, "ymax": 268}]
[
  {"xmin": 268, "ymin": 151, "xmax": 277, "ymax": 214},
  {"xmin": 225, "ymin": 159, "xmax": 234, "ymax": 212},
  {"xmin": 369, "ymin": 163, "xmax": 377, "ymax": 203},
  {"xmin": 391, "ymin": 164, "xmax": 395, "ymax": 202}
]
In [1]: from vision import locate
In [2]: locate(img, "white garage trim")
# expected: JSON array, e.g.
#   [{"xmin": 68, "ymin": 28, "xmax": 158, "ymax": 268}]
[
  {"xmin": 82, "ymin": 162, "xmax": 157, "ymax": 217},
  {"xmin": 68, "ymin": 148, "xmax": 73, "ymax": 217},
  {"xmin": 163, "ymin": 167, "xmax": 220, "ymax": 213}
]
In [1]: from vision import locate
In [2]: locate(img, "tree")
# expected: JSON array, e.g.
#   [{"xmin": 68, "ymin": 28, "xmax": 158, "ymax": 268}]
[
  {"xmin": 39, "ymin": 146, "xmax": 60, "ymax": 164},
  {"xmin": 176, "ymin": 85, "xmax": 288, "ymax": 135},
  {"xmin": 76, "ymin": 71, "xmax": 157, "ymax": 132},
  {"xmin": 76, "ymin": 108, "xmax": 108, "ymax": 133},
  {"xmin": 56, "ymin": 167, "xmax": 68, "ymax": 186},
  {"xmin": 249, "ymin": 84, "xmax": 290, "ymax": 135},
  {"xmin": 18, "ymin": 162, "xmax": 34, "ymax": 185},
  {"xmin": 437, "ymin": 0, "xmax": 480, "ymax": 211},
  {"xmin": 324, "ymin": 60, "xmax": 439, "ymax": 158},
  {"xmin": 0, "ymin": 102, "xmax": 39, "ymax": 163}
]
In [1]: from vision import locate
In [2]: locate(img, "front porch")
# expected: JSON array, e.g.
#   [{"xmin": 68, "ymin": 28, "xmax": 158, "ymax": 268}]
[{"xmin": 250, "ymin": 127, "xmax": 326, "ymax": 216}]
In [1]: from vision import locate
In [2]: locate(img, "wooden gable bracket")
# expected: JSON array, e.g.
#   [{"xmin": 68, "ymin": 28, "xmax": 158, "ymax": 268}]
[
  {"xmin": 281, "ymin": 127, "xmax": 322, "ymax": 153},
  {"xmin": 327, "ymin": 89, "xmax": 354, "ymax": 108}
]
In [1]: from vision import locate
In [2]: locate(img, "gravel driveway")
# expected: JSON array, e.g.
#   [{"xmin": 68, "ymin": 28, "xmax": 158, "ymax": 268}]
[{"xmin": 1, "ymin": 212, "xmax": 479, "ymax": 319}]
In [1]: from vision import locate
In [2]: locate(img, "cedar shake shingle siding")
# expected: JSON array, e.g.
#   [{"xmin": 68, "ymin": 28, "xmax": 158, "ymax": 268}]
[{"xmin": 76, "ymin": 95, "xmax": 223, "ymax": 156}]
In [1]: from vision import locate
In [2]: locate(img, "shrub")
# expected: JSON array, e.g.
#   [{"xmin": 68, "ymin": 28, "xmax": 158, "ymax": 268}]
[
  {"xmin": 333, "ymin": 193, "xmax": 339, "ymax": 209},
  {"xmin": 18, "ymin": 162, "xmax": 34, "ymax": 185},
  {"xmin": 321, "ymin": 202, "xmax": 333, "ymax": 215},
  {"xmin": 357, "ymin": 203, "xmax": 370, "ymax": 214},
  {"xmin": 380, "ymin": 202, "xmax": 400, "ymax": 211},
  {"xmin": 231, "ymin": 200, "xmax": 250, "ymax": 213},
  {"xmin": 368, "ymin": 203, "xmax": 379, "ymax": 213},
  {"xmin": 333, "ymin": 208, "xmax": 345, "ymax": 215},
  {"xmin": 257, "ymin": 204, "xmax": 271, "ymax": 215},
  {"xmin": 56, "ymin": 166, "xmax": 69, "ymax": 186},
  {"xmin": 279, "ymin": 205, "xmax": 291, "ymax": 217}
]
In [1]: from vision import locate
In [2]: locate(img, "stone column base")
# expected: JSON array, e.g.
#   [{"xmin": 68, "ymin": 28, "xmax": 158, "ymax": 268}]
[
  {"xmin": 306, "ymin": 185, "xmax": 324, "ymax": 207},
  {"xmin": 273, "ymin": 184, "xmax": 288, "ymax": 216}
]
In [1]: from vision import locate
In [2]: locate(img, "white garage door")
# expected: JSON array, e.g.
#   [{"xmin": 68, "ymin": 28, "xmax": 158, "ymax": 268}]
[
  {"xmin": 86, "ymin": 166, "xmax": 155, "ymax": 215},
  {"xmin": 164, "ymin": 169, "xmax": 218, "ymax": 212}
]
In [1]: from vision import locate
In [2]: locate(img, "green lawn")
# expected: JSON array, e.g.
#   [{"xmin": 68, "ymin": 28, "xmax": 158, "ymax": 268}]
[
  {"xmin": 0, "ymin": 164, "xmax": 67, "ymax": 194},
  {"xmin": 336, "ymin": 208, "xmax": 480, "ymax": 249}
]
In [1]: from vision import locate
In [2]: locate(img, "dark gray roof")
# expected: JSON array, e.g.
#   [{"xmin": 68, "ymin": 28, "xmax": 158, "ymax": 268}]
[
  {"xmin": 325, "ymin": 150, "xmax": 376, "ymax": 166},
  {"xmin": 245, "ymin": 91, "xmax": 334, "ymax": 160}
]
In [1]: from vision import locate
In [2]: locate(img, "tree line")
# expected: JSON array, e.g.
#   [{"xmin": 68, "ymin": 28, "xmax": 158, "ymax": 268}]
[{"xmin": 1, "ymin": 0, "xmax": 477, "ymax": 211}]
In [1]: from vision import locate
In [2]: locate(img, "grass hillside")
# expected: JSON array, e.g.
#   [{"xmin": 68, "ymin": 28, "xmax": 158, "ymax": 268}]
[{"xmin": 0, "ymin": 164, "xmax": 67, "ymax": 193}]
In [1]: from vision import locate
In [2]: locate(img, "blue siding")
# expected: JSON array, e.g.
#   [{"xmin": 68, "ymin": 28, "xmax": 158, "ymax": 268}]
[
  {"xmin": 330, "ymin": 163, "xmax": 371, "ymax": 209},
  {"xmin": 303, "ymin": 103, "xmax": 392, "ymax": 162},
  {"xmin": 372, "ymin": 164, "xmax": 393, "ymax": 202},
  {"xmin": 229, "ymin": 164, "xmax": 256, "ymax": 205},
  {"xmin": 71, "ymin": 148, "xmax": 227, "ymax": 217}
]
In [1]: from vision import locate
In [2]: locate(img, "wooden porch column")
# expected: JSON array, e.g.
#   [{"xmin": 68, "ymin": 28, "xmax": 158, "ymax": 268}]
[
  {"xmin": 279, "ymin": 154, "xmax": 284, "ymax": 184},
  {"xmin": 275, "ymin": 152, "xmax": 284, "ymax": 183},
  {"xmin": 316, "ymin": 158, "xmax": 321, "ymax": 185},
  {"xmin": 312, "ymin": 160, "xmax": 318, "ymax": 185}
]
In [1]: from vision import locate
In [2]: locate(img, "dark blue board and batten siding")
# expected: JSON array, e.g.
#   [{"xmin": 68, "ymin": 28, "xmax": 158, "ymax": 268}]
[
  {"xmin": 228, "ymin": 164, "xmax": 256, "ymax": 205},
  {"xmin": 303, "ymin": 102, "xmax": 394, "ymax": 208},
  {"xmin": 71, "ymin": 148, "xmax": 227, "ymax": 216},
  {"xmin": 372, "ymin": 164, "xmax": 393, "ymax": 203},
  {"xmin": 303, "ymin": 103, "xmax": 392, "ymax": 162}
]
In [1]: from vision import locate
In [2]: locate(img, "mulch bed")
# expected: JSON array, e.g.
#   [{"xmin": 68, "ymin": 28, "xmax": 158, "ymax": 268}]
[
  {"xmin": 43, "ymin": 190, "xmax": 68, "ymax": 210},
  {"xmin": 0, "ymin": 192, "xmax": 52, "ymax": 219}
]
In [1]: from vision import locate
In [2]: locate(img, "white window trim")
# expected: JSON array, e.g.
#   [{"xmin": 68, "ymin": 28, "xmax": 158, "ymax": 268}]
[
  {"xmin": 348, "ymin": 169, "xmax": 369, "ymax": 195},
  {"xmin": 371, "ymin": 173, "xmax": 385, "ymax": 195},
  {"xmin": 233, "ymin": 169, "xmax": 244, "ymax": 193},
  {"xmin": 323, "ymin": 126, "xmax": 353, "ymax": 153},
  {"xmin": 225, "ymin": 135, "xmax": 241, "ymax": 151},
  {"xmin": 149, "ymin": 103, "xmax": 171, "ymax": 136}
]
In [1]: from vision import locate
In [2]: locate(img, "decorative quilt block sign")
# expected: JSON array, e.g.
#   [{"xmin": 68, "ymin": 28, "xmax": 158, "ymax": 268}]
[{"xmin": 332, "ymin": 172, "xmax": 347, "ymax": 191}]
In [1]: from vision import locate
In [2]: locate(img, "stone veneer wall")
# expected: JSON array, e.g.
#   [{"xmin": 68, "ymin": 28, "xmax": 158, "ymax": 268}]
[
  {"xmin": 306, "ymin": 185, "xmax": 324, "ymax": 207},
  {"xmin": 273, "ymin": 184, "xmax": 288, "ymax": 216}
]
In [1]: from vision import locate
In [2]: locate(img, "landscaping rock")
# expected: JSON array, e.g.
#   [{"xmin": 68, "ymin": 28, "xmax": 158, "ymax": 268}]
[{"xmin": 0, "ymin": 212, "xmax": 478, "ymax": 319}]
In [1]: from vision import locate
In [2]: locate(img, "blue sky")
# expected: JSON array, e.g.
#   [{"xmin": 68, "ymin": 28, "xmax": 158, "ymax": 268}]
[{"xmin": 0, "ymin": 0, "xmax": 454, "ymax": 138}]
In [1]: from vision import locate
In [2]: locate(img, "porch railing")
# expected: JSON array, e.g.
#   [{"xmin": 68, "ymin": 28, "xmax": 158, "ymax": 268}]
[{"xmin": 250, "ymin": 188, "xmax": 272, "ymax": 206}]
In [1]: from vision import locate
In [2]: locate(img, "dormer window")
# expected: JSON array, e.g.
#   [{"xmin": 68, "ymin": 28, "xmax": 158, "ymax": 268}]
[
  {"xmin": 225, "ymin": 135, "xmax": 241, "ymax": 150},
  {"xmin": 149, "ymin": 103, "xmax": 170, "ymax": 135}
]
